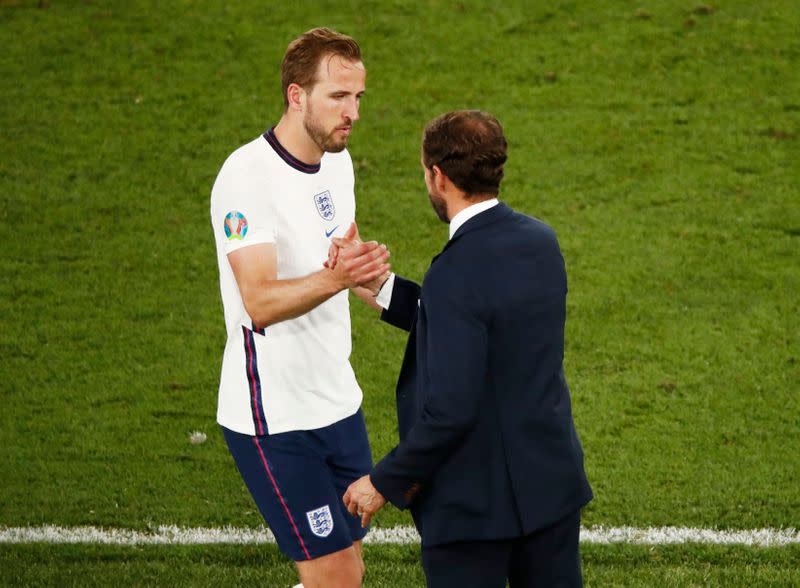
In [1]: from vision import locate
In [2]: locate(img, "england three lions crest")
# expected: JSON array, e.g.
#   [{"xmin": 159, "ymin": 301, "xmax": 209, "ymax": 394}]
[
  {"xmin": 314, "ymin": 191, "xmax": 336, "ymax": 221},
  {"xmin": 306, "ymin": 505, "xmax": 334, "ymax": 538}
]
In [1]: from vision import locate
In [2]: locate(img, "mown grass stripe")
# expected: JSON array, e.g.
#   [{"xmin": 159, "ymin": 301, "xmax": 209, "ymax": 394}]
[{"xmin": 1, "ymin": 526, "xmax": 797, "ymax": 547}]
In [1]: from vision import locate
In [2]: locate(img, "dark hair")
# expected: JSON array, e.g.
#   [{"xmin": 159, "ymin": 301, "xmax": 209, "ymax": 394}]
[
  {"xmin": 422, "ymin": 110, "xmax": 507, "ymax": 196},
  {"xmin": 281, "ymin": 27, "xmax": 362, "ymax": 109}
]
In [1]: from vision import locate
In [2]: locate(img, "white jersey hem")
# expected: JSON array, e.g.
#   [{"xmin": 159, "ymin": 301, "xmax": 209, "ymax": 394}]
[{"xmin": 217, "ymin": 400, "xmax": 362, "ymax": 436}]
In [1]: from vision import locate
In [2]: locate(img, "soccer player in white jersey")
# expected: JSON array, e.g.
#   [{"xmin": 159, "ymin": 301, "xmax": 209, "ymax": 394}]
[{"xmin": 209, "ymin": 28, "xmax": 390, "ymax": 588}]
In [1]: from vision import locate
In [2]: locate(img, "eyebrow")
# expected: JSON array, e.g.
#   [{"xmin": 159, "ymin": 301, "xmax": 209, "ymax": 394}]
[{"xmin": 328, "ymin": 90, "xmax": 366, "ymax": 97}]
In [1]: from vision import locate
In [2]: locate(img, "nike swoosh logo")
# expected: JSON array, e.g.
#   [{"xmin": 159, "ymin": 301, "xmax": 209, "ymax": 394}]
[{"xmin": 325, "ymin": 225, "xmax": 339, "ymax": 238}]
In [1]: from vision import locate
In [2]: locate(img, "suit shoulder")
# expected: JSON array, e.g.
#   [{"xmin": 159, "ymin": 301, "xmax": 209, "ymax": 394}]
[{"xmin": 509, "ymin": 209, "xmax": 558, "ymax": 239}]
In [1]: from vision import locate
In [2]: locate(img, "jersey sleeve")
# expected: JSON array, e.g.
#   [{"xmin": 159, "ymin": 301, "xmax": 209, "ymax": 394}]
[{"xmin": 211, "ymin": 154, "xmax": 276, "ymax": 255}]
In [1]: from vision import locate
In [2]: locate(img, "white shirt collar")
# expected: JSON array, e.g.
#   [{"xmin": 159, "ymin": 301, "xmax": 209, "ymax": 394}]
[{"xmin": 448, "ymin": 198, "xmax": 499, "ymax": 240}]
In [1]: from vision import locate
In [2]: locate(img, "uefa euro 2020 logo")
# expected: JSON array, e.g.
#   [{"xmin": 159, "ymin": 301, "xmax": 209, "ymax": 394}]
[{"xmin": 224, "ymin": 211, "xmax": 248, "ymax": 240}]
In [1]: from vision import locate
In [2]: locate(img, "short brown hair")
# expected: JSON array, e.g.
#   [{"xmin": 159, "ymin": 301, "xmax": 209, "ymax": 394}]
[
  {"xmin": 422, "ymin": 110, "xmax": 508, "ymax": 196},
  {"xmin": 281, "ymin": 27, "xmax": 362, "ymax": 108}
]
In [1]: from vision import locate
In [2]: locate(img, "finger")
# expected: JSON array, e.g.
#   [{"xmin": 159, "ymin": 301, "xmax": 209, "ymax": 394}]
[
  {"xmin": 356, "ymin": 264, "xmax": 391, "ymax": 285},
  {"xmin": 344, "ymin": 222, "xmax": 357, "ymax": 240},
  {"xmin": 342, "ymin": 489, "xmax": 351, "ymax": 507},
  {"xmin": 347, "ymin": 257, "xmax": 389, "ymax": 280},
  {"xmin": 355, "ymin": 259, "xmax": 391, "ymax": 279},
  {"xmin": 325, "ymin": 242, "xmax": 337, "ymax": 268},
  {"xmin": 350, "ymin": 263, "xmax": 391, "ymax": 286},
  {"xmin": 361, "ymin": 511, "xmax": 373, "ymax": 528},
  {"xmin": 339, "ymin": 240, "xmax": 381, "ymax": 259},
  {"xmin": 331, "ymin": 238, "xmax": 363, "ymax": 252},
  {"xmin": 345, "ymin": 244, "xmax": 389, "ymax": 267}
]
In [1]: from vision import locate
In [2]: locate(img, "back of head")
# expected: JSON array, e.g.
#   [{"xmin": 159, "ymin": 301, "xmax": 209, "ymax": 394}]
[
  {"xmin": 281, "ymin": 27, "xmax": 362, "ymax": 109},
  {"xmin": 422, "ymin": 110, "xmax": 508, "ymax": 197}
]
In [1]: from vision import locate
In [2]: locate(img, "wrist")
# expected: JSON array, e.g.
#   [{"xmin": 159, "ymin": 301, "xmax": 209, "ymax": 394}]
[
  {"xmin": 372, "ymin": 273, "xmax": 391, "ymax": 297},
  {"xmin": 322, "ymin": 266, "xmax": 350, "ymax": 294}
]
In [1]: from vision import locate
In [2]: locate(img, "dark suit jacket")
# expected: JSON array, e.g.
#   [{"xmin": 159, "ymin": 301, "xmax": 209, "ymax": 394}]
[{"xmin": 370, "ymin": 202, "xmax": 592, "ymax": 548}]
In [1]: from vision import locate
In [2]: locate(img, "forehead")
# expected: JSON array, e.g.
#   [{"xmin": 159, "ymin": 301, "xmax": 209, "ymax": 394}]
[{"xmin": 313, "ymin": 55, "xmax": 366, "ymax": 89}]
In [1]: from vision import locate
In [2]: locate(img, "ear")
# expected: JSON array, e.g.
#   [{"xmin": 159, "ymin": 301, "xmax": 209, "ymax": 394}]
[
  {"xmin": 431, "ymin": 165, "xmax": 449, "ymax": 192},
  {"xmin": 286, "ymin": 83, "xmax": 306, "ymax": 112}
]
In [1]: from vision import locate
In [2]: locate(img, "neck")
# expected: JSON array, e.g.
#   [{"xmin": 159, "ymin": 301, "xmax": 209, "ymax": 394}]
[{"xmin": 273, "ymin": 115, "xmax": 323, "ymax": 165}]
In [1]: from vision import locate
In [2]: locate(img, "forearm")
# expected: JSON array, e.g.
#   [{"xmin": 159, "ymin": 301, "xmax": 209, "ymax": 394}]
[
  {"xmin": 372, "ymin": 404, "xmax": 476, "ymax": 507},
  {"xmin": 351, "ymin": 286, "xmax": 382, "ymax": 312},
  {"xmin": 242, "ymin": 268, "xmax": 343, "ymax": 329}
]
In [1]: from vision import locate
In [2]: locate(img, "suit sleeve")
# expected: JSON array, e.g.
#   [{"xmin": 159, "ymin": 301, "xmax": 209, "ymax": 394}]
[
  {"xmin": 380, "ymin": 275, "xmax": 421, "ymax": 332},
  {"xmin": 371, "ymin": 276, "xmax": 488, "ymax": 509}
]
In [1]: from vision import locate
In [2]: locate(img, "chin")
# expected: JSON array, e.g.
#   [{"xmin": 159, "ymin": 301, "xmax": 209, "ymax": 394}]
[{"xmin": 324, "ymin": 140, "xmax": 348, "ymax": 153}]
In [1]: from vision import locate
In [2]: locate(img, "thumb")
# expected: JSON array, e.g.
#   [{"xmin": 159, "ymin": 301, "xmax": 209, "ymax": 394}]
[{"xmin": 344, "ymin": 222, "xmax": 357, "ymax": 240}]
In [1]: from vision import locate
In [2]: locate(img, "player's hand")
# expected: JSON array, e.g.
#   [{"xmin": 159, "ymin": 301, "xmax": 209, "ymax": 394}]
[
  {"xmin": 329, "ymin": 239, "xmax": 390, "ymax": 290},
  {"xmin": 325, "ymin": 222, "xmax": 391, "ymax": 290},
  {"xmin": 343, "ymin": 475, "xmax": 387, "ymax": 528},
  {"xmin": 324, "ymin": 222, "xmax": 361, "ymax": 270}
]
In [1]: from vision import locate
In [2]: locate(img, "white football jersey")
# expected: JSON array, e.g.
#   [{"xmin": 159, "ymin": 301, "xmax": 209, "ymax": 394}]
[{"xmin": 210, "ymin": 129, "xmax": 362, "ymax": 435}]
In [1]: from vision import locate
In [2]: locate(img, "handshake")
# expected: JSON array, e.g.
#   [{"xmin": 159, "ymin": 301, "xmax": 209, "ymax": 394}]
[{"xmin": 323, "ymin": 222, "xmax": 391, "ymax": 296}]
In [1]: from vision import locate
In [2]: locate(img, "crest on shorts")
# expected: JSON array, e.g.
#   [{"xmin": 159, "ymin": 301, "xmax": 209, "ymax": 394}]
[
  {"xmin": 313, "ymin": 191, "xmax": 336, "ymax": 221},
  {"xmin": 223, "ymin": 211, "xmax": 248, "ymax": 240},
  {"xmin": 306, "ymin": 504, "xmax": 334, "ymax": 538}
]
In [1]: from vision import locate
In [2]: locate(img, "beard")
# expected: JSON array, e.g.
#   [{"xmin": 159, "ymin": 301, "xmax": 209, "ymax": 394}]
[
  {"xmin": 303, "ymin": 104, "xmax": 349, "ymax": 153},
  {"xmin": 428, "ymin": 190, "xmax": 449, "ymax": 223}
]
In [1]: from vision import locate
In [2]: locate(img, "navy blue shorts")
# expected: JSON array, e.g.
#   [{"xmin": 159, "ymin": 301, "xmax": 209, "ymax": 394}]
[{"xmin": 222, "ymin": 408, "xmax": 373, "ymax": 561}]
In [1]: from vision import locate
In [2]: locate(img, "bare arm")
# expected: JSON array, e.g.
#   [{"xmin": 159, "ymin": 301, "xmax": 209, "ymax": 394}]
[{"xmin": 229, "ymin": 241, "xmax": 390, "ymax": 330}]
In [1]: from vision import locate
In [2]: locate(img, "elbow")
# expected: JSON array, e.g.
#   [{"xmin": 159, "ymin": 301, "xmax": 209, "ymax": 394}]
[
  {"xmin": 241, "ymin": 294, "xmax": 274, "ymax": 332},
  {"xmin": 246, "ymin": 308, "xmax": 271, "ymax": 331},
  {"xmin": 250, "ymin": 316, "xmax": 270, "ymax": 331},
  {"xmin": 248, "ymin": 305, "xmax": 277, "ymax": 331},
  {"xmin": 422, "ymin": 403, "xmax": 479, "ymax": 436}
]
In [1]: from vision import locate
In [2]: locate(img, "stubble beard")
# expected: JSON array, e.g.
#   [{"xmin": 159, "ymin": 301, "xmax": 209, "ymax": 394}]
[
  {"xmin": 303, "ymin": 104, "xmax": 349, "ymax": 154},
  {"xmin": 428, "ymin": 191, "xmax": 449, "ymax": 224}
]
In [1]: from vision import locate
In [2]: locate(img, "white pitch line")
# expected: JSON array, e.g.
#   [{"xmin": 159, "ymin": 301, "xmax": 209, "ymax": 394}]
[{"xmin": 0, "ymin": 525, "xmax": 798, "ymax": 547}]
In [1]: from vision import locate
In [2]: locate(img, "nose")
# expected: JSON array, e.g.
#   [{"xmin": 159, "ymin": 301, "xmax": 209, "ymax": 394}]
[{"xmin": 345, "ymin": 97, "xmax": 360, "ymax": 122}]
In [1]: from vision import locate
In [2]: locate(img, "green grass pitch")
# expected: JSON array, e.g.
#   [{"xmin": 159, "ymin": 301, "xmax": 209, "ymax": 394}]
[{"xmin": 1, "ymin": 0, "xmax": 798, "ymax": 585}]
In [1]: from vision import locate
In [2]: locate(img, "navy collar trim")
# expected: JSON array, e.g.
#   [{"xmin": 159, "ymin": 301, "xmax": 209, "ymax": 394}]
[{"xmin": 263, "ymin": 127, "xmax": 321, "ymax": 174}]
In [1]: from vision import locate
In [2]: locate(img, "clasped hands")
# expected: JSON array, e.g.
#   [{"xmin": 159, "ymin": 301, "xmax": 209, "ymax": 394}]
[{"xmin": 324, "ymin": 222, "xmax": 391, "ymax": 294}]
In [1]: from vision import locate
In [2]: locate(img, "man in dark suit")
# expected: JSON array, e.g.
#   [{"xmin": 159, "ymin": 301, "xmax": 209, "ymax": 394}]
[{"xmin": 342, "ymin": 110, "xmax": 593, "ymax": 587}]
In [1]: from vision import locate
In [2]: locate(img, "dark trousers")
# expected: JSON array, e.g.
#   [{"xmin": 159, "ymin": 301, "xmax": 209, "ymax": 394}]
[{"xmin": 421, "ymin": 509, "xmax": 582, "ymax": 588}]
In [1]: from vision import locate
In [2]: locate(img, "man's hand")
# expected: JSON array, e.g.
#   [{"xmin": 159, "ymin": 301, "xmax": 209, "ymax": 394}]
[
  {"xmin": 324, "ymin": 222, "xmax": 361, "ymax": 270},
  {"xmin": 326, "ymin": 222, "xmax": 391, "ymax": 295},
  {"xmin": 328, "ymin": 240, "xmax": 389, "ymax": 290},
  {"xmin": 343, "ymin": 475, "xmax": 387, "ymax": 528},
  {"xmin": 325, "ymin": 221, "xmax": 389, "ymax": 290}
]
